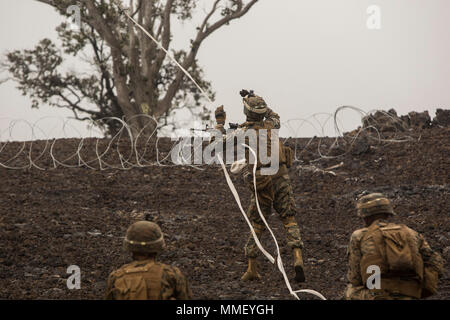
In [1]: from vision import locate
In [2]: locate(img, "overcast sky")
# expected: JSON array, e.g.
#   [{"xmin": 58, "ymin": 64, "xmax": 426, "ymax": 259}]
[{"xmin": 1, "ymin": 0, "xmax": 449, "ymax": 140}]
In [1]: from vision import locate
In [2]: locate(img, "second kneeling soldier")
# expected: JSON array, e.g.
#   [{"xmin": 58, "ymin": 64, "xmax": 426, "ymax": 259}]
[{"xmin": 344, "ymin": 193, "xmax": 444, "ymax": 300}]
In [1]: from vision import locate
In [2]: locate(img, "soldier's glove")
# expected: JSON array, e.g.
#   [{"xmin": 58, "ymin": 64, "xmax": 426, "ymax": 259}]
[
  {"xmin": 215, "ymin": 105, "xmax": 226, "ymax": 125},
  {"xmin": 239, "ymin": 89, "xmax": 249, "ymax": 98}
]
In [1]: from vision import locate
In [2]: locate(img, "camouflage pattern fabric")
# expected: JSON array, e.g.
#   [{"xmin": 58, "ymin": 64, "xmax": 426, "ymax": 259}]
[
  {"xmin": 344, "ymin": 220, "xmax": 444, "ymax": 300},
  {"xmin": 344, "ymin": 284, "xmax": 414, "ymax": 300},
  {"xmin": 214, "ymin": 105, "xmax": 226, "ymax": 134},
  {"xmin": 264, "ymin": 107, "xmax": 281, "ymax": 129},
  {"xmin": 244, "ymin": 173, "xmax": 304, "ymax": 258},
  {"xmin": 105, "ymin": 259, "xmax": 192, "ymax": 300},
  {"xmin": 214, "ymin": 123, "xmax": 226, "ymax": 135},
  {"xmin": 212, "ymin": 106, "xmax": 280, "ymax": 141},
  {"xmin": 239, "ymin": 107, "xmax": 302, "ymax": 259},
  {"xmin": 240, "ymin": 107, "xmax": 280, "ymax": 130},
  {"xmin": 211, "ymin": 104, "xmax": 300, "ymax": 258},
  {"xmin": 240, "ymin": 115, "xmax": 285, "ymax": 174}
]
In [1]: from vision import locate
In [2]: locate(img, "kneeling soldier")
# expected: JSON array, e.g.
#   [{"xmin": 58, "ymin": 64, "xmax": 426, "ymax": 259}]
[
  {"xmin": 344, "ymin": 193, "xmax": 444, "ymax": 300},
  {"xmin": 105, "ymin": 221, "xmax": 192, "ymax": 300}
]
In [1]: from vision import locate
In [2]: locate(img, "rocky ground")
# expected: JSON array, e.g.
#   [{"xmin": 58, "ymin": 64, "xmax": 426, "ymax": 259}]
[{"xmin": 0, "ymin": 124, "xmax": 448, "ymax": 300}]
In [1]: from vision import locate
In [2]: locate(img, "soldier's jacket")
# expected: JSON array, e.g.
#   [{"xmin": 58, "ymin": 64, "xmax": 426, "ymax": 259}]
[
  {"xmin": 239, "ymin": 108, "xmax": 303, "ymax": 258},
  {"xmin": 240, "ymin": 108, "xmax": 291, "ymax": 177},
  {"xmin": 105, "ymin": 259, "xmax": 192, "ymax": 300},
  {"xmin": 261, "ymin": 107, "xmax": 281, "ymax": 130},
  {"xmin": 345, "ymin": 220, "xmax": 444, "ymax": 300},
  {"xmin": 214, "ymin": 107, "xmax": 281, "ymax": 134},
  {"xmin": 213, "ymin": 107, "xmax": 289, "ymax": 176}
]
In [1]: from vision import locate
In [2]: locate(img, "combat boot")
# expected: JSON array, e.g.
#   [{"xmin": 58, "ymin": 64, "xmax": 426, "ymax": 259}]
[
  {"xmin": 241, "ymin": 258, "xmax": 261, "ymax": 281},
  {"xmin": 293, "ymin": 248, "xmax": 306, "ymax": 282}
]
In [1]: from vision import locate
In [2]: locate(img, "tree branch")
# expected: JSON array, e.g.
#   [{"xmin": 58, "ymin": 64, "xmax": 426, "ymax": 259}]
[
  {"xmin": 150, "ymin": 0, "xmax": 174, "ymax": 80},
  {"xmin": 158, "ymin": 0, "xmax": 259, "ymax": 116}
]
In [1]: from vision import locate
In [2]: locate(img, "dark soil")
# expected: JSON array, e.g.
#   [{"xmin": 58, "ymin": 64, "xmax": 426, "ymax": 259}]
[{"xmin": 0, "ymin": 127, "xmax": 448, "ymax": 300}]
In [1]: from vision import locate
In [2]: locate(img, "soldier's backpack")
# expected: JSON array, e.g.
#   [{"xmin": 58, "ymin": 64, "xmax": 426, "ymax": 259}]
[
  {"xmin": 111, "ymin": 261, "xmax": 163, "ymax": 300},
  {"xmin": 360, "ymin": 223, "xmax": 424, "ymax": 287}
]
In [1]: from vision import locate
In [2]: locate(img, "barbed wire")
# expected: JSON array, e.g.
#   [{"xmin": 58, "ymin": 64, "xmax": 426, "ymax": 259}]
[
  {"xmin": 284, "ymin": 106, "xmax": 415, "ymax": 164},
  {"xmin": 0, "ymin": 107, "xmax": 416, "ymax": 171},
  {"xmin": 0, "ymin": 106, "xmax": 419, "ymax": 300}
]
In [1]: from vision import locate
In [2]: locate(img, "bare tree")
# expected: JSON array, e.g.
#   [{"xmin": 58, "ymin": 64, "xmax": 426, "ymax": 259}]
[{"xmin": 3, "ymin": 0, "xmax": 259, "ymax": 136}]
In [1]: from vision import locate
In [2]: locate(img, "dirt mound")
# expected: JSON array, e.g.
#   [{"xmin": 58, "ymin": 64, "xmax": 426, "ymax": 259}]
[
  {"xmin": 361, "ymin": 108, "xmax": 450, "ymax": 135},
  {"xmin": 0, "ymin": 126, "xmax": 448, "ymax": 300}
]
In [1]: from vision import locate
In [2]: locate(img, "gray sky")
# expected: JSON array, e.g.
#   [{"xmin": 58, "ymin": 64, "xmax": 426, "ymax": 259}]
[{"xmin": 1, "ymin": 0, "xmax": 449, "ymax": 140}]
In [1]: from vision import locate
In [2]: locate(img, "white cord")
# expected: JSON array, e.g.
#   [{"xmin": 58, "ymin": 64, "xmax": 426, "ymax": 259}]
[{"xmin": 218, "ymin": 145, "xmax": 327, "ymax": 300}]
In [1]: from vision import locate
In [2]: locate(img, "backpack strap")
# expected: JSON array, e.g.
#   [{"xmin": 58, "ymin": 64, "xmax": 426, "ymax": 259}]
[
  {"xmin": 113, "ymin": 260, "xmax": 164, "ymax": 300},
  {"xmin": 360, "ymin": 222, "xmax": 388, "ymax": 282},
  {"xmin": 142, "ymin": 262, "xmax": 164, "ymax": 300}
]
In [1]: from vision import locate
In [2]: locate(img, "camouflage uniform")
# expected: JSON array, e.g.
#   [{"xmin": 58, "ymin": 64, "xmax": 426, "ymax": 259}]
[
  {"xmin": 344, "ymin": 194, "xmax": 444, "ymax": 300},
  {"xmin": 214, "ymin": 106, "xmax": 280, "ymax": 134},
  {"xmin": 237, "ymin": 103, "xmax": 303, "ymax": 258},
  {"xmin": 105, "ymin": 260, "xmax": 191, "ymax": 300},
  {"xmin": 242, "ymin": 136, "xmax": 303, "ymax": 258},
  {"xmin": 244, "ymin": 172, "xmax": 303, "ymax": 256},
  {"xmin": 105, "ymin": 221, "xmax": 192, "ymax": 300}
]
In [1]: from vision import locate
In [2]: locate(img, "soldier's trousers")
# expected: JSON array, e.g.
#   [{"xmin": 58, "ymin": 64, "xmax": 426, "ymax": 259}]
[{"xmin": 244, "ymin": 173, "xmax": 304, "ymax": 259}]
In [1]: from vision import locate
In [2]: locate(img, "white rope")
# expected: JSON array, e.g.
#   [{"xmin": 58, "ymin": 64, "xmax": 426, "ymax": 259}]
[
  {"xmin": 217, "ymin": 153, "xmax": 275, "ymax": 263},
  {"xmin": 0, "ymin": 107, "xmax": 417, "ymax": 171},
  {"xmin": 283, "ymin": 106, "xmax": 414, "ymax": 165},
  {"xmin": 218, "ymin": 145, "xmax": 327, "ymax": 300}
]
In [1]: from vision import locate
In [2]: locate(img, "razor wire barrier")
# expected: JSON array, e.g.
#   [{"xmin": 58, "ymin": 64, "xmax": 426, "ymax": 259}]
[
  {"xmin": 0, "ymin": 106, "xmax": 416, "ymax": 171},
  {"xmin": 283, "ymin": 106, "xmax": 415, "ymax": 165},
  {"xmin": 0, "ymin": 109, "xmax": 416, "ymax": 301}
]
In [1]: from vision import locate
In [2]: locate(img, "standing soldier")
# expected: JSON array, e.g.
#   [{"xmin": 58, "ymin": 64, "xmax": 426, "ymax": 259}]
[
  {"xmin": 105, "ymin": 221, "xmax": 192, "ymax": 300},
  {"xmin": 214, "ymin": 89, "xmax": 306, "ymax": 283},
  {"xmin": 344, "ymin": 193, "xmax": 444, "ymax": 300}
]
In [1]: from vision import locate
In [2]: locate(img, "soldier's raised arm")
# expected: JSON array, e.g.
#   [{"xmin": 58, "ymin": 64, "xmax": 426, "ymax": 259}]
[{"xmin": 214, "ymin": 105, "xmax": 227, "ymax": 135}]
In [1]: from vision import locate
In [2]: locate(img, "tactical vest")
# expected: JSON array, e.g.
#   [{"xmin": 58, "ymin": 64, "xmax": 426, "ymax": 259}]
[
  {"xmin": 360, "ymin": 222, "xmax": 424, "ymax": 299},
  {"xmin": 110, "ymin": 260, "xmax": 163, "ymax": 300},
  {"xmin": 242, "ymin": 121, "xmax": 293, "ymax": 175}
]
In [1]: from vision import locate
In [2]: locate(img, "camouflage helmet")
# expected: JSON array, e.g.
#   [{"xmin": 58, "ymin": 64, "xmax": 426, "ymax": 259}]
[
  {"xmin": 356, "ymin": 193, "xmax": 395, "ymax": 218},
  {"xmin": 243, "ymin": 94, "xmax": 267, "ymax": 116},
  {"xmin": 123, "ymin": 221, "xmax": 165, "ymax": 254}
]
